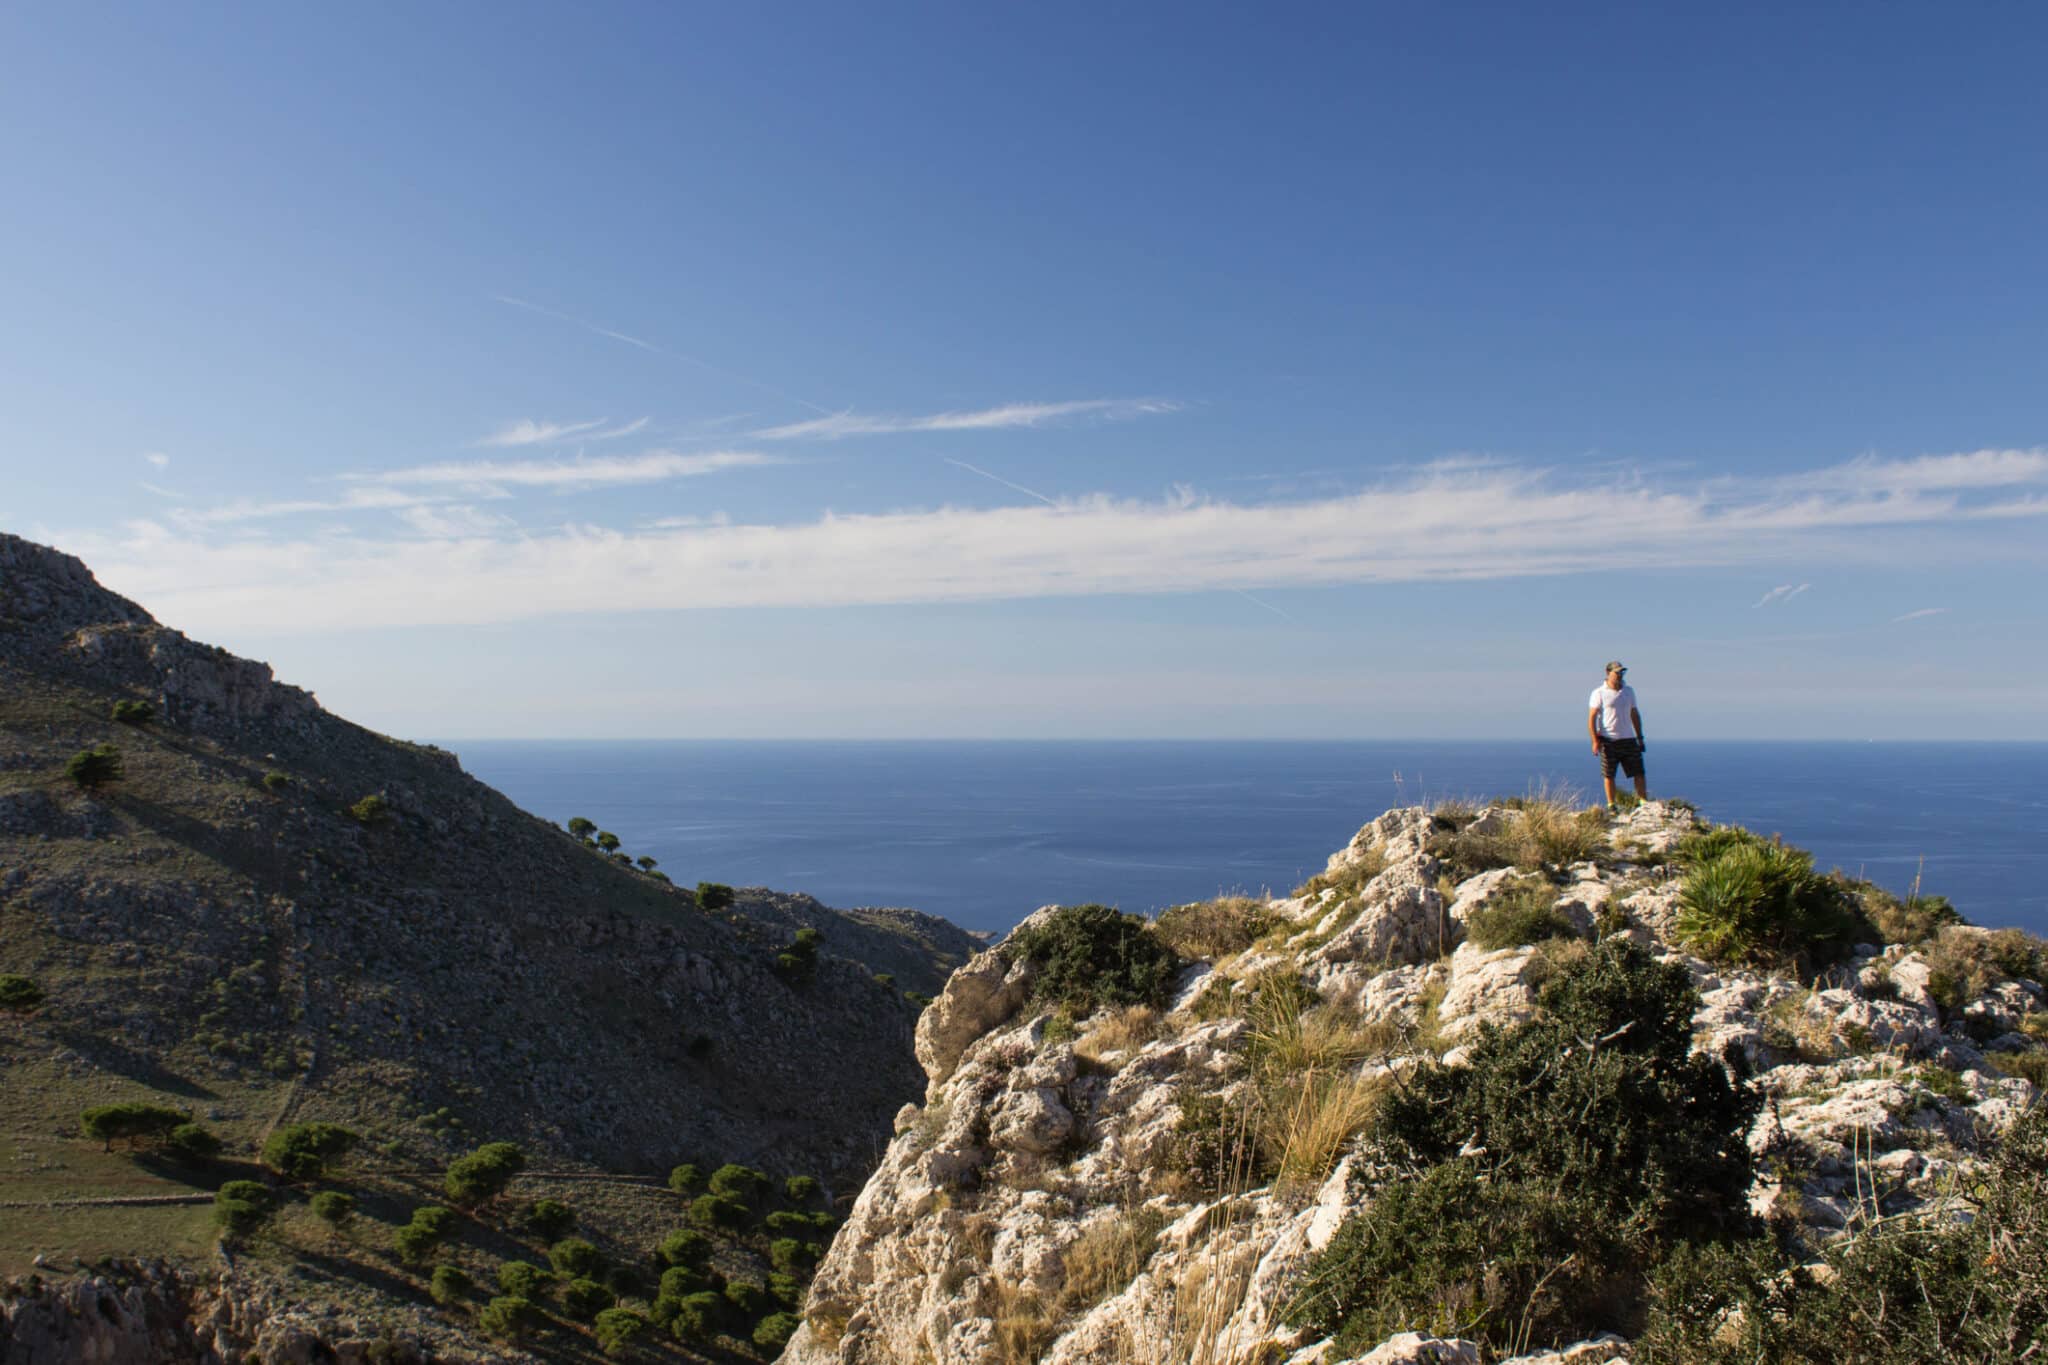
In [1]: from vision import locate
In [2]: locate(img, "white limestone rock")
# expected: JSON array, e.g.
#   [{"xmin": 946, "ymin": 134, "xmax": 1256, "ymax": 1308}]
[{"xmin": 1436, "ymin": 941, "xmax": 1540, "ymax": 1042}]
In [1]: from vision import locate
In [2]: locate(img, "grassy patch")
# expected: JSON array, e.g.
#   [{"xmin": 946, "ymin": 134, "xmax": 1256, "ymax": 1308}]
[
  {"xmin": 1292, "ymin": 845, "xmax": 1390, "ymax": 902},
  {"xmin": 1465, "ymin": 876, "xmax": 1580, "ymax": 951},
  {"xmin": 1154, "ymin": 897, "xmax": 1271, "ymax": 961}
]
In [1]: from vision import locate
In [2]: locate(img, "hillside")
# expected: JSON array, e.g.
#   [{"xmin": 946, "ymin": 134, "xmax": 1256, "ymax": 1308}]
[
  {"xmin": 0, "ymin": 532, "xmax": 977, "ymax": 1361},
  {"xmin": 787, "ymin": 800, "xmax": 2047, "ymax": 1364}
]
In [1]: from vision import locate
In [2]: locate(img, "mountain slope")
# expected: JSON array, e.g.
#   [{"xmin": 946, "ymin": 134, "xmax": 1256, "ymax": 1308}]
[{"xmin": 0, "ymin": 531, "xmax": 977, "ymax": 1359}]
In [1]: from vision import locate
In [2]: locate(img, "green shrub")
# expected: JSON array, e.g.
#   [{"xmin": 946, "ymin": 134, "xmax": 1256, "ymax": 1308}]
[
  {"xmin": 0, "ymin": 974, "xmax": 45, "ymax": 1014},
  {"xmin": 595, "ymin": 830, "xmax": 621, "ymax": 852},
  {"xmin": 1286, "ymin": 940, "xmax": 1759, "ymax": 1354},
  {"xmin": 695, "ymin": 882, "xmax": 736, "ymax": 911},
  {"xmin": 775, "ymin": 926, "xmax": 822, "ymax": 983},
  {"xmin": 668, "ymin": 1162, "xmax": 703, "ymax": 1194},
  {"xmin": 1676, "ymin": 837, "xmax": 1869, "ymax": 968},
  {"xmin": 261, "ymin": 1121, "xmax": 359, "ymax": 1181},
  {"xmin": 754, "ymin": 1311, "xmax": 802, "ymax": 1351},
  {"xmin": 768, "ymin": 1271, "xmax": 804, "ymax": 1307},
  {"xmin": 394, "ymin": 1225, "xmax": 440, "ymax": 1265},
  {"xmin": 261, "ymin": 769, "xmax": 292, "ymax": 791},
  {"xmin": 213, "ymin": 1180, "xmax": 273, "ymax": 1235},
  {"xmin": 444, "ymin": 1140, "xmax": 525, "ymax": 1205},
  {"xmin": 396, "ymin": 1205, "xmax": 457, "ymax": 1265},
  {"xmin": 1153, "ymin": 896, "xmax": 1272, "ymax": 960},
  {"xmin": 764, "ymin": 1210, "xmax": 813, "ymax": 1233},
  {"xmin": 724, "ymin": 1279, "xmax": 768, "ymax": 1314},
  {"xmin": 1639, "ymin": 1107, "xmax": 2048, "ymax": 1361},
  {"xmin": 769, "ymin": 1237, "xmax": 820, "ymax": 1274},
  {"xmin": 1924, "ymin": 925, "xmax": 2048, "ymax": 1014},
  {"xmin": 410, "ymin": 1204, "xmax": 456, "ymax": 1237},
  {"xmin": 708, "ymin": 1162, "xmax": 768, "ymax": 1200},
  {"xmin": 429, "ymin": 1264, "xmax": 472, "ymax": 1306},
  {"xmin": 688, "ymin": 1193, "xmax": 747, "ymax": 1228},
  {"xmin": 1671, "ymin": 824, "xmax": 1772, "ymax": 866},
  {"xmin": 65, "ymin": 744, "xmax": 122, "ymax": 790},
  {"xmin": 548, "ymin": 1237, "xmax": 603, "ymax": 1278},
  {"xmin": 1465, "ymin": 877, "xmax": 1581, "ymax": 950},
  {"xmin": 165, "ymin": 1122, "xmax": 222, "ymax": 1162},
  {"xmin": 1837, "ymin": 876, "xmax": 1962, "ymax": 945},
  {"xmin": 567, "ymin": 816, "xmax": 596, "ymax": 839},
  {"xmin": 561, "ymin": 1276, "xmax": 613, "ymax": 1320},
  {"xmin": 783, "ymin": 1173, "xmax": 820, "ymax": 1204},
  {"xmin": 660, "ymin": 1265, "xmax": 709, "ymax": 1299},
  {"xmin": 477, "ymin": 1295, "xmax": 540, "ymax": 1340},
  {"xmin": 1006, "ymin": 903, "xmax": 1182, "ymax": 1013},
  {"xmin": 347, "ymin": 793, "xmax": 390, "ymax": 825},
  {"xmin": 80, "ymin": 1102, "xmax": 186, "ymax": 1151},
  {"xmin": 594, "ymin": 1307, "xmax": 647, "ymax": 1355},
  {"xmin": 110, "ymin": 699, "xmax": 154, "ymax": 725},
  {"xmin": 524, "ymin": 1197, "xmax": 574, "ymax": 1241},
  {"xmin": 309, "ymin": 1190, "xmax": 355, "ymax": 1236},
  {"xmin": 660, "ymin": 1227, "xmax": 712, "ymax": 1266},
  {"xmin": 498, "ymin": 1260, "xmax": 548, "ymax": 1296},
  {"xmin": 670, "ymin": 1290, "xmax": 726, "ymax": 1341}
]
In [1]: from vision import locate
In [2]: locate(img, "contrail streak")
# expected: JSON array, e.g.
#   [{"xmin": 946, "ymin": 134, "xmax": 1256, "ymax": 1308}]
[
  {"xmin": 1230, "ymin": 588, "xmax": 1300, "ymax": 623},
  {"xmin": 493, "ymin": 295, "xmax": 833, "ymax": 416},
  {"xmin": 943, "ymin": 457, "xmax": 1060, "ymax": 506}
]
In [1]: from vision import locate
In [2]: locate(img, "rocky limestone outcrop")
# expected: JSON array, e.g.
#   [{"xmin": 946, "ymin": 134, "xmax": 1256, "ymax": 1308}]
[
  {"xmin": 0, "ymin": 1260, "xmax": 469, "ymax": 1365},
  {"xmin": 782, "ymin": 801, "xmax": 2045, "ymax": 1365}
]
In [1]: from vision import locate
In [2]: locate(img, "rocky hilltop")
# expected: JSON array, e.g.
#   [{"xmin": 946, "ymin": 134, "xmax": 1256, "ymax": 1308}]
[
  {"xmin": 786, "ymin": 802, "xmax": 2047, "ymax": 1364},
  {"xmin": 0, "ymin": 532, "xmax": 978, "ymax": 1361}
]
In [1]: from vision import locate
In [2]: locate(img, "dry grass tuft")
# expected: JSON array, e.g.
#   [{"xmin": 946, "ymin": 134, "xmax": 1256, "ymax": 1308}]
[
  {"xmin": 1261, "ymin": 1070, "xmax": 1386, "ymax": 1191},
  {"xmin": 1761, "ymin": 990, "xmax": 1841, "ymax": 1062},
  {"xmin": 1291, "ymin": 845, "xmax": 1389, "ymax": 902},
  {"xmin": 1061, "ymin": 1207, "xmax": 1169, "ymax": 1312},
  {"xmin": 1433, "ymin": 787, "xmax": 1611, "ymax": 880},
  {"xmin": 1154, "ymin": 897, "xmax": 1272, "ymax": 961},
  {"xmin": 1078, "ymin": 1006, "xmax": 1164, "ymax": 1063},
  {"xmin": 992, "ymin": 1277, "xmax": 1058, "ymax": 1365}
]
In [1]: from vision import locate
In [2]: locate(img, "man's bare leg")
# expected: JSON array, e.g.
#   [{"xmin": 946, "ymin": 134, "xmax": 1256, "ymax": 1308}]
[
  {"xmin": 1633, "ymin": 774, "xmax": 1649, "ymax": 801},
  {"xmin": 1603, "ymin": 774, "xmax": 1619, "ymax": 808}
]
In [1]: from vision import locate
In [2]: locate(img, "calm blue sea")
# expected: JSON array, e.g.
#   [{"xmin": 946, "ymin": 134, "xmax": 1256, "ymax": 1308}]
[{"xmin": 447, "ymin": 741, "xmax": 2048, "ymax": 938}]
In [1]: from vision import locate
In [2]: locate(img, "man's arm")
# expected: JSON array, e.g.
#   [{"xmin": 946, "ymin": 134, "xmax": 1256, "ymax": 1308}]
[
  {"xmin": 1589, "ymin": 706, "xmax": 1602, "ymax": 753},
  {"xmin": 1631, "ymin": 706, "xmax": 1643, "ymax": 747}
]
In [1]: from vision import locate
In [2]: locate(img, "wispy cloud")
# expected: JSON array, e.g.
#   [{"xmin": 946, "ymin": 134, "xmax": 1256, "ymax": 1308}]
[
  {"xmin": 142, "ymin": 451, "xmax": 171, "ymax": 469},
  {"xmin": 358, "ymin": 450, "xmax": 780, "ymax": 490},
  {"xmin": 477, "ymin": 417, "xmax": 649, "ymax": 447},
  {"xmin": 756, "ymin": 398, "xmax": 1179, "ymax": 441},
  {"xmin": 138, "ymin": 481, "xmax": 183, "ymax": 501},
  {"xmin": 1753, "ymin": 582, "xmax": 1811, "ymax": 608},
  {"xmin": 1892, "ymin": 607, "xmax": 1950, "ymax": 623},
  {"xmin": 69, "ymin": 445, "xmax": 2048, "ymax": 633},
  {"xmin": 170, "ymin": 486, "xmax": 433, "ymax": 526}
]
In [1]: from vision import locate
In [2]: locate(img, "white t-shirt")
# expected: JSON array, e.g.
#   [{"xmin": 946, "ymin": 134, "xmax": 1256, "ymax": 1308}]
[{"xmin": 1589, "ymin": 684, "xmax": 1639, "ymax": 741}]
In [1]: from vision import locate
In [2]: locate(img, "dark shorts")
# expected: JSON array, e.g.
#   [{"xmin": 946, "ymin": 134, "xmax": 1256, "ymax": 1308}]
[{"xmin": 1599, "ymin": 737, "xmax": 1645, "ymax": 781}]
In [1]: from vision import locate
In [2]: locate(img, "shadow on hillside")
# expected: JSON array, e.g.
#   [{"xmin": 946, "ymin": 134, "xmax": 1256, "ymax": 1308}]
[
  {"xmin": 293, "ymin": 1244, "xmax": 427, "ymax": 1306},
  {"xmin": 113, "ymin": 794, "xmax": 292, "ymax": 888},
  {"xmin": 48, "ymin": 1025, "xmax": 217, "ymax": 1100}
]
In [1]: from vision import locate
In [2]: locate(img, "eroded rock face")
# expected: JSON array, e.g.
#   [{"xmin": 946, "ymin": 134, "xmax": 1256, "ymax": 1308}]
[
  {"xmin": 0, "ymin": 1262, "xmax": 440, "ymax": 1365},
  {"xmin": 786, "ymin": 800, "xmax": 2046, "ymax": 1365}
]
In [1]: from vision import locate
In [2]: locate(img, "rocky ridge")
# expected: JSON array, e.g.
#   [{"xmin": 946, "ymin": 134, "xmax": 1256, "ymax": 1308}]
[{"xmin": 783, "ymin": 801, "xmax": 2045, "ymax": 1364}]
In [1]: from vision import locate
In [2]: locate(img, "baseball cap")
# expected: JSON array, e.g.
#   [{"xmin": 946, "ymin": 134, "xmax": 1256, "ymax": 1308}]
[{"xmin": 1604, "ymin": 660, "xmax": 1626, "ymax": 673}]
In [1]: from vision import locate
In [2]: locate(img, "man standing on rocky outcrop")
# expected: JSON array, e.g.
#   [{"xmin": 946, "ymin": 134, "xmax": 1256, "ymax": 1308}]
[{"xmin": 1588, "ymin": 660, "xmax": 1647, "ymax": 809}]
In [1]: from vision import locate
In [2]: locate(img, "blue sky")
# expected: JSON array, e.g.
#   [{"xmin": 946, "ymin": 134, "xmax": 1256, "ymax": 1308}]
[{"xmin": 4, "ymin": 2, "xmax": 2045, "ymax": 739}]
